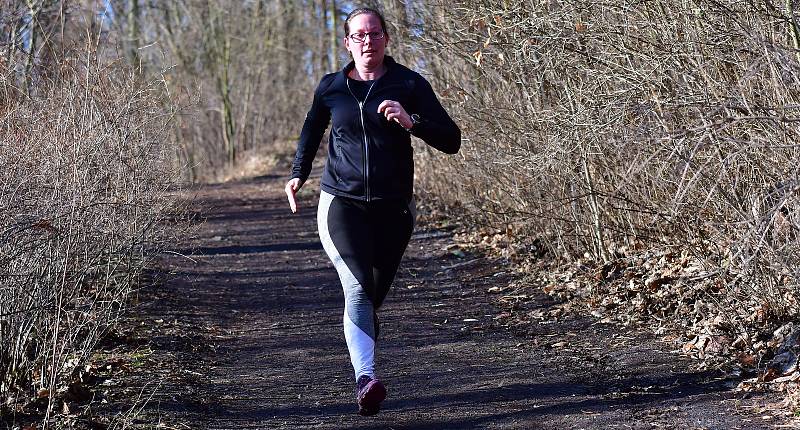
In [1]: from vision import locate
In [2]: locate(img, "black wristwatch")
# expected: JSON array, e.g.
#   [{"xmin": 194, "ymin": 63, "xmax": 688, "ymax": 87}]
[{"xmin": 405, "ymin": 114, "xmax": 421, "ymax": 132}]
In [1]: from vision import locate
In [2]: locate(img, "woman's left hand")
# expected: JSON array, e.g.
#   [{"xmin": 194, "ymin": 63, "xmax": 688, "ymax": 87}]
[{"xmin": 378, "ymin": 100, "xmax": 413, "ymax": 130}]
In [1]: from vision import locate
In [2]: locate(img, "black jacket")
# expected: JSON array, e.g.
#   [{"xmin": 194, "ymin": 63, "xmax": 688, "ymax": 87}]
[{"xmin": 291, "ymin": 56, "xmax": 461, "ymax": 202}]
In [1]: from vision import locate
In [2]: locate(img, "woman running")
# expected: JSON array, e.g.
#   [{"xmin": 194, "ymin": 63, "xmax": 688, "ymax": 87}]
[{"xmin": 284, "ymin": 7, "xmax": 461, "ymax": 416}]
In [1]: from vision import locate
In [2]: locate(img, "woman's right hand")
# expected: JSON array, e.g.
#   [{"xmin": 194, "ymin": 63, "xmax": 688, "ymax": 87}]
[{"xmin": 285, "ymin": 178, "xmax": 302, "ymax": 213}]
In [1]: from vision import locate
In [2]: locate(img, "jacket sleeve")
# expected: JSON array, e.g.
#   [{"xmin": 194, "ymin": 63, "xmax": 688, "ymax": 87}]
[
  {"xmin": 291, "ymin": 75, "xmax": 333, "ymax": 182},
  {"xmin": 409, "ymin": 77, "xmax": 461, "ymax": 154}
]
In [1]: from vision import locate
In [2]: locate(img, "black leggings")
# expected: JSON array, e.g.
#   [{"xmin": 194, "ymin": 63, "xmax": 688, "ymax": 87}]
[{"xmin": 317, "ymin": 190, "xmax": 415, "ymax": 380}]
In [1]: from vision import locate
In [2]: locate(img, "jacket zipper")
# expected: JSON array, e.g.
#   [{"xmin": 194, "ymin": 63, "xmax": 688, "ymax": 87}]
[{"xmin": 346, "ymin": 78, "xmax": 376, "ymax": 201}]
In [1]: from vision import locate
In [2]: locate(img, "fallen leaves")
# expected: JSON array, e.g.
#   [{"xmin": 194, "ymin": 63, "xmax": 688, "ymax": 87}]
[
  {"xmin": 449, "ymin": 222, "xmax": 800, "ymax": 415},
  {"xmin": 62, "ymin": 381, "xmax": 94, "ymax": 402},
  {"xmin": 739, "ymin": 353, "xmax": 757, "ymax": 367},
  {"xmin": 444, "ymin": 244, "xmax": 467, "ymax": 259},
  {"xmin": 682, "ymin": 334, "xmax": 730, "ymax": 358}
]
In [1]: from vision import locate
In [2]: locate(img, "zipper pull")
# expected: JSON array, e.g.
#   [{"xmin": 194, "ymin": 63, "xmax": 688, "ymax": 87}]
[{"xmin": 358, "ymin": 101, "xmax": 364, "ymax": 110}]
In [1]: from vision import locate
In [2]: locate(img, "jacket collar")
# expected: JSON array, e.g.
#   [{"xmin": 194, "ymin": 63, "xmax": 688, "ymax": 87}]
[{"xmin": 342, "ymin": 55, "xmax": 397, "ymax": 79}]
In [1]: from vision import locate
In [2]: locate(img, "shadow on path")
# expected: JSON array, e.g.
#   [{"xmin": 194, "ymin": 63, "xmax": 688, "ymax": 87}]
[{"xmin": 126, "ymin": 175, "xmax": 776, "ymax": 430}]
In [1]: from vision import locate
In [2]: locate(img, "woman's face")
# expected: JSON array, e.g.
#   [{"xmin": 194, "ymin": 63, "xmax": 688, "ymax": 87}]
[{"xmin": 344, "ymin": 13, "xmax": 388, "ymax": 69}]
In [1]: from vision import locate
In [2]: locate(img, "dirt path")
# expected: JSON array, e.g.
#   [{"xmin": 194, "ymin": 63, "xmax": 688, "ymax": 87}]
[{"xmin": 116, "ymin": 172, "xmax": 783, "ymax": 429}]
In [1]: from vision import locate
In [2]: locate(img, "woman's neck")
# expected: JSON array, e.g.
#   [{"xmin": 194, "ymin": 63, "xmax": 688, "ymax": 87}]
[{"xmin": 350, "ymin": 62, "xmax": 386, "ymax": 81}]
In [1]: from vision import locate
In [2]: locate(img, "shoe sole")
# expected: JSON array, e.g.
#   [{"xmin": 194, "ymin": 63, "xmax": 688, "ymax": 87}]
[{"xmin": 358, "ymin": 379, "xmax": 386, "ymax": 416}]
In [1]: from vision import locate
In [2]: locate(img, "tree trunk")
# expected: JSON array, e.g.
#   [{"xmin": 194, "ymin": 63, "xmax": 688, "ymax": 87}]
[
  {"xmin": 24, "ymin": 0, "xmax": 38, "ymax": 94},
  {"xmin": 127, "ymin": 0, "xmax": 141, "ymax": 66},
  {"xmin": 318, "ymin": 0, "xmax": 328, "ymax": 73},
  {"xmin": 330, "ymin": 0, "xmax": 338, "ymax": 69}
]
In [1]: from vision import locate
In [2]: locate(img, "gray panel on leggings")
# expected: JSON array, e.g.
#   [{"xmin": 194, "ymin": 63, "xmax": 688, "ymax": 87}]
[{"xmin": 317, "ymin": 191, "xmax": 376, "ymax": 339}]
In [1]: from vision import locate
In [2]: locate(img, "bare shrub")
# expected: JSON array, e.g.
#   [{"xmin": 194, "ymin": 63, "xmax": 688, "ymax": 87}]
[
  {"xmin": 379, "ymin": 2, "xmax": 800, "ymax": 332},
  {"xmin": 0, "ymin": 47, "xmax": 178, "ymax": 421}
]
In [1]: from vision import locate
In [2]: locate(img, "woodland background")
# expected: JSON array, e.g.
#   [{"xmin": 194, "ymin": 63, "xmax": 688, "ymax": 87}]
[{"xmin": 2, "ymin": 0, "xmax": 800, "ymax": 424}]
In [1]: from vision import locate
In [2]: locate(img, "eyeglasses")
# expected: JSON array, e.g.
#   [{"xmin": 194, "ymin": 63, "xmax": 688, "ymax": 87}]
[{"xmin": 348, "ymin": 31, "xmax": 384, "ymax": 43}]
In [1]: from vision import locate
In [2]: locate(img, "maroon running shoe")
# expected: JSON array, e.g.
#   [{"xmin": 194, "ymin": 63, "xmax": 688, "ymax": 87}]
[{"xmin": 356, "ymin": 375, "xmax": 386, "ymax": 416}]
